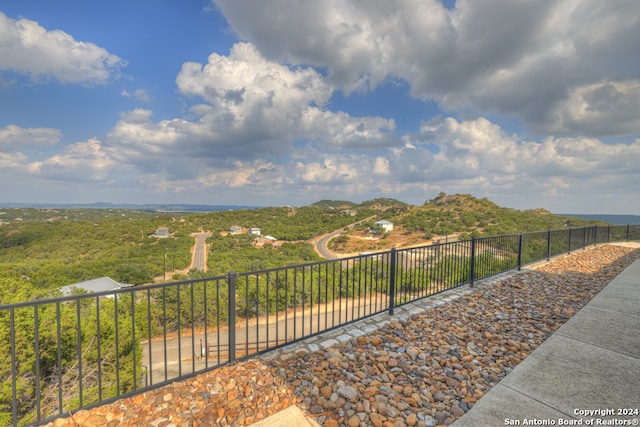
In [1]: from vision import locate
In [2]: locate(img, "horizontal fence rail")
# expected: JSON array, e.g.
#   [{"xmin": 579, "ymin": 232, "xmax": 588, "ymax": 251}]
[{"xmin": 1, "ymin": 224, "xmax": 639, "ymax": 426}]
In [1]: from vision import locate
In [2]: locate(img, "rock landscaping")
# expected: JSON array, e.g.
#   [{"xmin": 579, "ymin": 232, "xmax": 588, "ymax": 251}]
[{"xmin": 44, "ymin": 244, "xmax": 640, "ymax": 427}]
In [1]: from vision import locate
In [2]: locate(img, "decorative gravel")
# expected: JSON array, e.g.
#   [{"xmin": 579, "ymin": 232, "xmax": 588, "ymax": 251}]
[{"xmin": 44, "ymin": 244, "xmax": 640, "ymax": 427}]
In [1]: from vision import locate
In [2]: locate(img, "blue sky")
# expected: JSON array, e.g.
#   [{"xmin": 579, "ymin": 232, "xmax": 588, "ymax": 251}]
[{"xmin": 1, "ymin": 1, "xmax": 639, "ymax": 214}]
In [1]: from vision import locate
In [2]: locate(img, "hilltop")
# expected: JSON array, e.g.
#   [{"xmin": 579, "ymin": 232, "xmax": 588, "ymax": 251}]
[{"xmin": 327, "ymin": 193, "xmax": 606, "ymax": 254}]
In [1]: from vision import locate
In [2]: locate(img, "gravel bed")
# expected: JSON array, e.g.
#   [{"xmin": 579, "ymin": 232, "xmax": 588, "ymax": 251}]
[{"xmin": 45, "ymin": 244, "xmax": 640, "ymax": 427}]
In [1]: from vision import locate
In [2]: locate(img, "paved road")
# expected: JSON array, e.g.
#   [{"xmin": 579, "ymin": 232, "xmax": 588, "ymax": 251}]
[
  {"xmin": 141, "ymin": 295, "xmax": 388, "ymax": 385},
  {"xmin": 190, "ymin": 232, "xmax": 211, "ymax": 271},
  {"xmin": 313, "ymin": 216, "xmax": 376, "ymax": 259}
]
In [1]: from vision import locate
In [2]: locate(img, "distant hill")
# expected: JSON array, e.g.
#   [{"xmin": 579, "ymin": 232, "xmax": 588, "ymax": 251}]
[
  {"xmin": 386, "ymin": 193, "xmax": 608, "ymax": 237},
  {"xmin": 310, "ymin": 198, "xmax": 411, "ymax": 211},
  {"xmin": 560, "ymin": 214, "xmax": 640, "ymax": 225},
  {"xmin": 309, "ymin": 200, "xmax": 358, "ymax": 209},
  {"xmin": 0, "ymin": 202, "xmax": 261, "ymax": 212}
]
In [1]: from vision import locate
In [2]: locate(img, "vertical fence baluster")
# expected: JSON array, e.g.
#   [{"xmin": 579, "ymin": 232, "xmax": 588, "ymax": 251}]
[
  {"xmin": 56, "ymin": 302, "xmax": 63, "ymax": 416},
  {"xmin": 388, "ymin": 248, "xmax": 397, "ymax": 315},
  {"xmin": 517, "ymin": 233, "xmax": 523, "ymax": 271},
  {"xmin": 97, "ymin": 297, "xmax": 103, "ymax": 399},
  {"xmin": 191, "ymin": 283, "xmax": 195, "ymax": 372},
  {"xmin": 34, "ymin": 305, "xmax": 41, "ymax": 423},
  {"xmin": 76, "ymin": 300, "xmax": 83, "ymax": 407},
  {"xmin": 470, "ymin": 237, "xmax": 476, "ymax": 287},
  {"xmin": 228, "ymin": 271, "xmax": 237, "ymax": 363},
  {"xmin": 10, "ymin": 309, "xmax": 17, "ymax": 427}
]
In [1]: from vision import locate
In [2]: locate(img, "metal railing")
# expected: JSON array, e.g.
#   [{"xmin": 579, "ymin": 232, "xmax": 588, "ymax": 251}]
[{"xmin": 1, "ymin": 224, "xmax": 639, "ymax": 426}]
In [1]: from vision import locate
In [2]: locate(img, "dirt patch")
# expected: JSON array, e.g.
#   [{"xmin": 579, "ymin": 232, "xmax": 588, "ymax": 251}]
[{"xmin": 330, "ymin": 225, "xmax": 458, "ymax": 256}]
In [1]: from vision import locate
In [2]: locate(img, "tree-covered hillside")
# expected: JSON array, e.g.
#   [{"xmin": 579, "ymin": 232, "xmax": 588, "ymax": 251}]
[
  {"xmin": 0, "ymin": 205, "xmax": 377, "ymax": 303},
  {"xmin": 397, "ymin": 193, "xmax": 605, "ymax": 238},
  {"xmin": 0, "ymin": 196, "xmax": 611, "ymax": 303}
]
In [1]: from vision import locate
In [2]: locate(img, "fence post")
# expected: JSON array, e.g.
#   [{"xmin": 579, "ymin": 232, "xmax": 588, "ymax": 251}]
[
  {"xmin": 568, "ymin": 227, "xmax": 572, "ymax": 253},
  {"xmin": 627, "ymin": 224, "xmax": 631, "ymax": 241},
  {"xmin": 547, "ymin": 230, "xmax": 551, "ymax": 261},
  {"xmin": 607, "ymin": 225, "xmax": 611, "ymax": 243},
  {"xmin": 470, "ymin": 237, "xmax": 476, "ymax": 287},
  {"xmin": 517, "ymin": 233, "xmax": 523, "ymax": 271},
  {"xmin": 228, "ymin": 271, "xmax": 237, "ymax": 363},
  {"xmin": 388, "ymin": 248, "xmax": 397, "ymax": 315},
  {"xmin": 594, "ymin": 225, "xmax": 598, "ymax": 246},
  {"xmin": 583, "ymin": 226, "xmax": 587, "ymax": 249}
]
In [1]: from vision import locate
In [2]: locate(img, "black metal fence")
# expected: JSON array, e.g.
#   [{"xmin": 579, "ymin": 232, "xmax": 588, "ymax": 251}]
[{"xmin": 2, "ymin": 224, "xmax": 639, "ymax": 426}]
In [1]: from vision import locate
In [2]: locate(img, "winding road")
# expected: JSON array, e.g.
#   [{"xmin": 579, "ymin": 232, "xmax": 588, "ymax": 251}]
[
  {"xmin": 141, "ymin": 218, "xmax": 379, "ymax": 385},
  {"xmin": 312, "ymin": 215, "xmax": 376, "ymax": 259}
]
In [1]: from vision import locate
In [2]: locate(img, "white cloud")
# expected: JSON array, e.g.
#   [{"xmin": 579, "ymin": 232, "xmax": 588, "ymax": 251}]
[
  {"xmin": 0, "ymin": 124, "xmax": 62, "ymax": 149},
  {"xmin": 121, "ymin": 88, "xmax": 151, "ymax": 101},
  {"xmin": 0, "ymin": 11, "xmax": 125, "ymax": 84},
  {"xmin": 28, "ymin": 138, "xmax": 116, "ymax": 181},
  {"xmin": 549, "ymin": 80, "xmax": 640, "ymax": 136},
  {"xmin": 103, "ymin": 42, "xmax": 397, "ymax": 180},
  {"xmin": 213, "ymin": 0, "xmax": 640, "ymax": 137},
  {"xmin": 0, "ymin": 151, "xmax": 27, "ymax": 168}
]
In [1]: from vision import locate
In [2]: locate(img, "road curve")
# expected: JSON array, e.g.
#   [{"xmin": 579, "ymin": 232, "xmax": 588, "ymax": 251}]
[{"xmin": 312, "ymin": 216, "xmax": 376, "ymax": 259}]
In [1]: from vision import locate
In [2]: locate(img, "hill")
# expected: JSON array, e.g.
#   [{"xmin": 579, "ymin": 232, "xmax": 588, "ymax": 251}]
[
  {"xmin": 327, "ymin": 193, "xmax": 607, "ymax": 254},
  {"xmin": 398, "ymin": 193, "xmax": 603, "ymax": 235},
  {"xmin": 310, "ymin": 198, "xmax": 410, "ymax": 211}
]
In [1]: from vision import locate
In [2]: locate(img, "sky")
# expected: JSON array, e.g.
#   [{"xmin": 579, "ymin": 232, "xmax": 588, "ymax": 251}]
[{"xmin": 0, "ymin": 1, "xmax": 639, "ymax": 214}]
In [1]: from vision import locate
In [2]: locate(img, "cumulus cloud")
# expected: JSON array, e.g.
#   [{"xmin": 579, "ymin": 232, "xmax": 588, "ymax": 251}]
[
  {"xmin": 121, "ymin": 88, "xmax": 151, "ymax": 101},
  {"xmin": 0, "ymin": 11, "xmax": 125, "ymax": 84},
  {"xmin": 103, "ymin": 42, "xmax": 397, "ymax": 181},
  {"xmin": 0, "ymin": 124, "xmax": 62, "ymax": 149},
  {"xmin": 213, "ymin": 0, "xmax": 640, "ymax": 137},
  {"xmin": 28, "ymin": 138, "xmax": 116, "ymax": 181},
  {"xmin": 392, "ymin": 117, "xmax": 640, "ymax": 204}
]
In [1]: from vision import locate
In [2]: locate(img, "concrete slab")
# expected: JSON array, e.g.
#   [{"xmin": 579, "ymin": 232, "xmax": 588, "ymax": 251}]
[
  {"xmin": 555, "ymin": 305, "xmax": 640, "ymax": 357},
  {"xmin": 498, "ymin": 334, "xmax": 640, "ymax": 415},
  {"xmin": 588, "ymin": 288, "xmax": 640, "ymax": 316},
  {"xmin": 451, "ymin": 384, "xmax": 568, "ymax": 427},
  {"xmin": 454, "ymin": 259, "xmax": 640, "ymax": 426},
  {"xmin": 249, "ymin": 406, "xmax": 321, "ymax": 427}
]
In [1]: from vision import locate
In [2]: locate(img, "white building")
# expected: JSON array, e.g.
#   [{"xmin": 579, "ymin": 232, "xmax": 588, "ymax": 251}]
[
  {"xmin": 374, "ymin": 220, "xmax": 394, "ymax": 232},
  {"xmin": 61, "ymin": 277, "xmax": 133, "ymax": 297}
]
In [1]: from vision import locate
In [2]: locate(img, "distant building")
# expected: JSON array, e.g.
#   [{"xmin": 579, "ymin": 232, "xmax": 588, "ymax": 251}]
[
  {"xmin": 374, "ymin": 220, "xmax": 394, "ymax": 232},
  {"xmin": 61, "ymin": 277, "xmax": 133, "ymax": 297},
  {"xmin": 229, "ymin": 225, "xmax": 243, "ymax": 235},
  {"xmin": 248, "ymin": 227, "xmax": 261, "ymax": 236},
  {"xmin": 340, "ymin": 209, "xmax": 357, "ymax": 216},
  {"xmin": 155, "ymin": 227, "xmax": 170, "ymax": 238}
]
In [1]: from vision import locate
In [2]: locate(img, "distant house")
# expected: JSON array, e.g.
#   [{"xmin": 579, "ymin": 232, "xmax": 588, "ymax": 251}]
[
  {"xmin": 155, "ymin": 227, "xmax": 170, "ymax": 238},
  {"xmin": 61, "ymin": 277, "xmax": 133, "ymax": 297},
  {"xmin": 229, "ymin": 225, "xmax": 243, "ymax": 235},
  {"xmin": 248, "ymin": 227, "xmax": 261, "ymax": 236},
  {"xmin": 340, "ymin": 209, "xmax": 357, "ymax": 216},
  {"xmin": 374, "ymin": 220, "xmax": 394, "ymax": 232}
]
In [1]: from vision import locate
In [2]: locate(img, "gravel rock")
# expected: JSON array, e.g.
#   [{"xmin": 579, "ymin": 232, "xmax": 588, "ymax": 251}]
[{"xmin": 42, "ymin": 245, "xmax": 639, "ymax": 427}]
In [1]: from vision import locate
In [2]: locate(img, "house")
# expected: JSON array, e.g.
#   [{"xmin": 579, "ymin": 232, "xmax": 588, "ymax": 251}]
[
  {"xmin": 340, "ymin": 209, "xmax": 357, "ymax": 216},
  {"xmin": 374, "ymin": 220, "xmax": 394, "ymax": 232},
  {"xmin": 248, "ymin": 227, "xmax": 261, "ymax": 236},
  {"xmin": 61, "ymin": 277, "xmax": 133, "ymax": 297},
  {"xmin": 229, "ymin": 225, "xmax": 243, "ymax": 235},
  {"xmin": 155, "ymin": 227, "xmax": 170, "ymax": 238}
]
